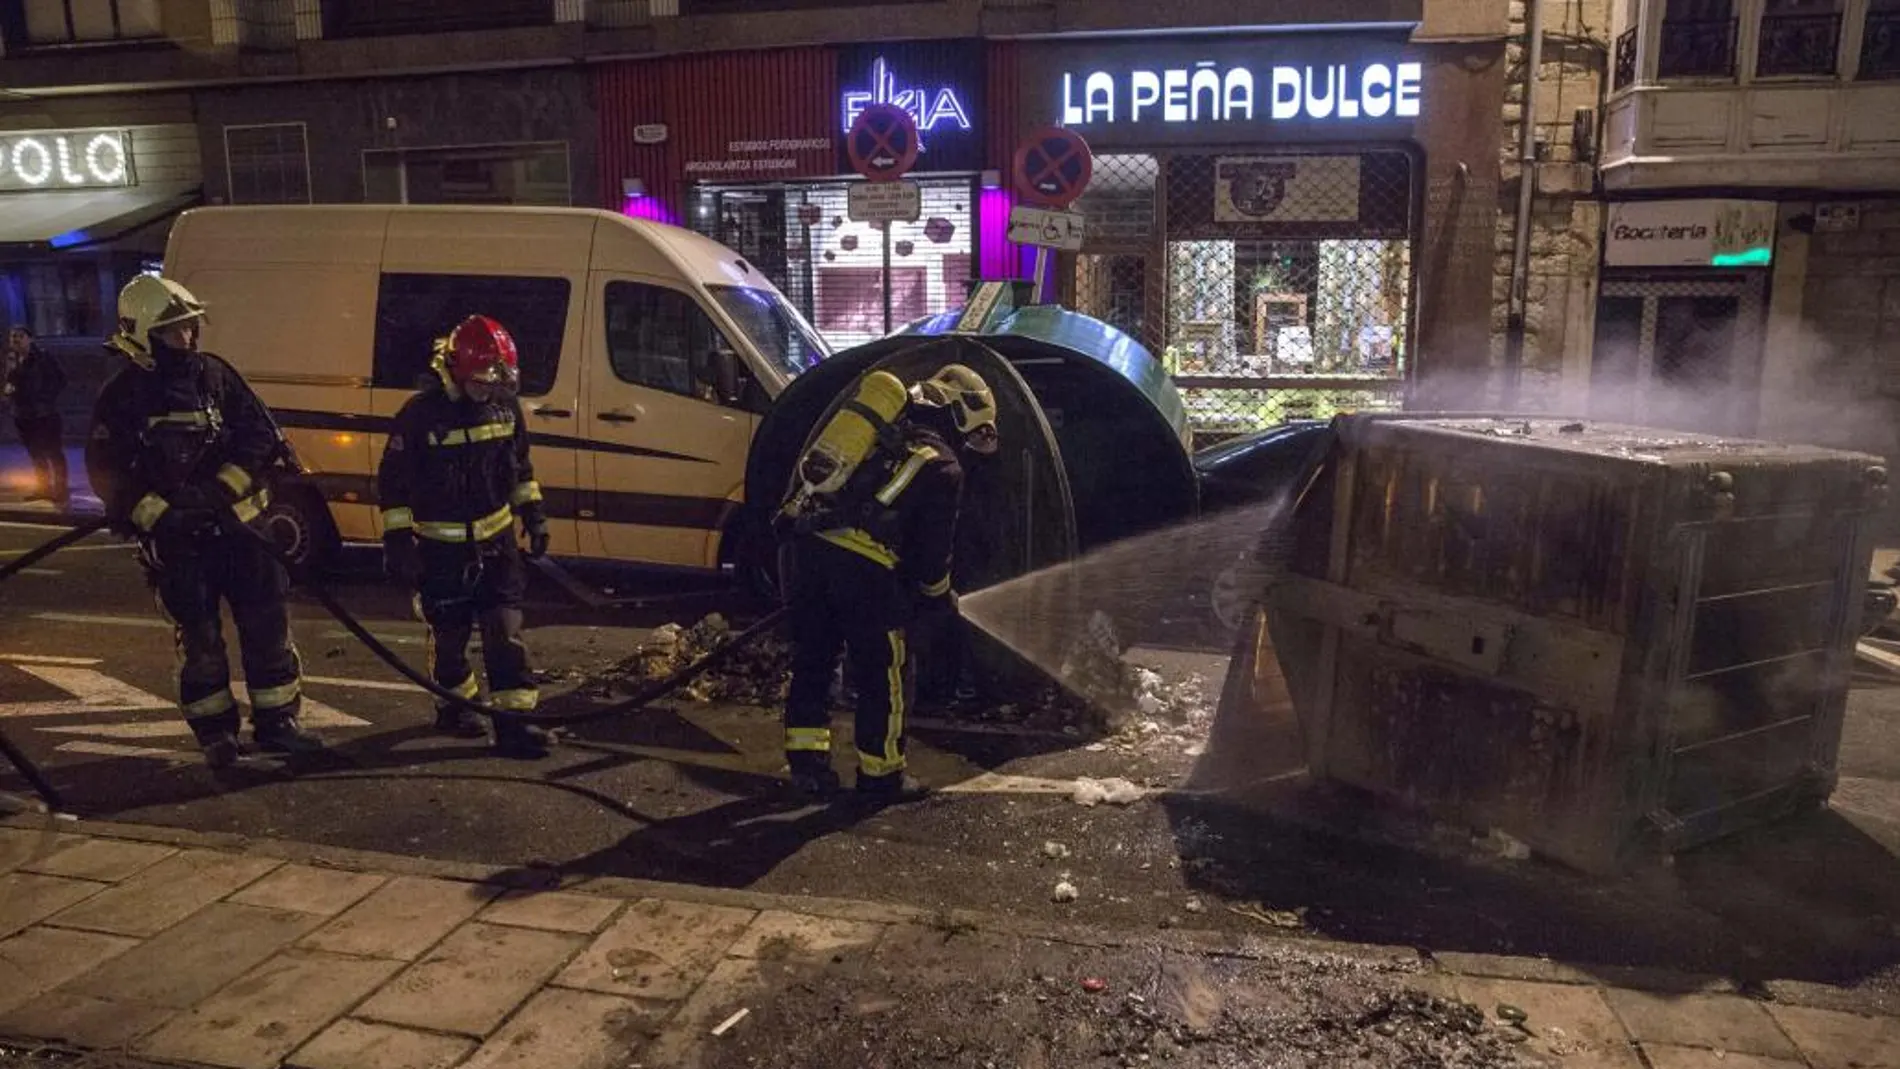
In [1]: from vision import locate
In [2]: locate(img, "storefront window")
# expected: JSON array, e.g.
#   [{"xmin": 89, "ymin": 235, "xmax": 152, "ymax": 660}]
[
  {"xmin": 1, "ymin": 259, "xmax": 114, "ymax": 338},
  {"xmin": 691, "ymin": 177, "xmax": 976, "ymax": 351},
  {"xmin": 19, "ymin": 0, "xmax": 164, "ymax": 45},
  {"xmin": 363, "ymin": 143, "xmax": 571, "ymax": 206},
  {"xmin": 1070, "ymin": 151, "xmax": 1415, "ymax": 446}
]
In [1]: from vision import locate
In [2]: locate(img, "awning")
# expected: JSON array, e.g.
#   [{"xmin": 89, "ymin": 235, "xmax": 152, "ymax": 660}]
[{"xmin": 0, "ymin": 183, "xmax": 199, "ymax": 250}]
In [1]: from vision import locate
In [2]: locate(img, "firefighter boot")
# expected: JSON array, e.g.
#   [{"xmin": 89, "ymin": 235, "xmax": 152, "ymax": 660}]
[
  {"xmin": 854, "ymin": 771, "xmax": 932, "ymax": 806},
  {"xmin": 492, "ymin": 714, "xmax": 552, "ymax": 760},
  {"xmin": 253, "ymin": 710, "xmax": 326, "ymax": 756},
  {"xmin": 786, "ymin": 751, "xmax": 841, "ymax": 798},
  {"xmin": 190, "ymin": 715, "xmax": 245, "ymax": 771},
  {"xmin": 434, "ymin": 705, "xmax": 487, "ymax": 739}
]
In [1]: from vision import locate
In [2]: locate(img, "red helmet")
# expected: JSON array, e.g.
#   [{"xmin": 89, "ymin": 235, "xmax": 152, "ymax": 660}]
[{"xmin": 439, "ymin": 315, "xmax": 520, "ymax": 399}]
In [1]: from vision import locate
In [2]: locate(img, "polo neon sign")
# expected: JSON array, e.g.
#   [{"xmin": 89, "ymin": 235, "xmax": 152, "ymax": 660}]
[
  {"xmin": 0, "ymin": 130, "xmax": 131, "ymax": 192},
  {"xmin": 841, "ymin": 57, "xmax": 971, "ymax": 150}
]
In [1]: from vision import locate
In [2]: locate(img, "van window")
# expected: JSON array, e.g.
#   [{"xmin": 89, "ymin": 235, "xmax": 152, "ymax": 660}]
[
  {"xmin": 371, "ymin": 273, "xmax": 569, "ymax": 396},
  {"xmin": 603, "ymin": 281, "xmax": 729, "ymax": 402}
]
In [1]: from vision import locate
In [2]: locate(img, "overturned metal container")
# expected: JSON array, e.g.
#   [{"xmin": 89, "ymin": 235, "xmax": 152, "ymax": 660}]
[{"xmin": 1237, "ymin": 414, "xmax": 1888, "ymax": 872}]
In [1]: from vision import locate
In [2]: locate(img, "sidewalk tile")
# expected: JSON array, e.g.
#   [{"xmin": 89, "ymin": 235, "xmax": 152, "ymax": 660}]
[
  {"xmin": 641, "ymin": 956, "xmax": 773, "ymax": 1069},
  {"xmin": 0, "ymin": 828, "xmax": 82, "ymax": 873},
  {"xmin": 23, "ymin": 839, "xmax": 176, "ymax": 883},
  {"xmin": 1432, "ymin": 952, "xmax": 1595, "ymax": 986},
  {"xmin": 229, "ymin": 865, "xmax": 387, "ymax": 918},
  {"xmin": 556, "ymin": 898, "xmax": 755, "ymax": 1001},
  {"xmin": 0, "ymin": 991, "xmax": 176, "ymax": 1048},
  {"xmin": 1767, "ymin": 1003, "xmax": 1900, "ymax": 1069},
  {"xmin": 0, "ymin": 926, "xmax": 138, "ymax": 1015},
  {"xmin": 45, "ymin": 850, "xmax": 280, "ymax": 937},
  {"xmin": 135, "ymin": 949, "xmax": 402, "ymax": 1069},
  {"xmin": 355, "ymin": 922, "xmax": 586, "ymax": 1037},
  {"xmin": 0, "ymin": 872, "xmax": 107, "ymax": 938},
  {"xmin": 60, "ymin": 902, "xmax": 327, "ymax": 1008},
  {"xmin": 1640, "ymin": 1044, "xmax": 1805, "ymax": 1069},
  {"xmin": 298, "ymin": 875, "xmax": 499, "ymax": 961},
  {"xmin": 289, "ymin": 1019, "xmax": 474, "ymax": 1069},
  {"xmin": 726, "ymin": 910, "xmax": 885, "ymax": 964},
  {"xmin": 1605, "ymin": 990, "xmax": 1802, "ymax": 1061},
  {"xmin": 1454, "ymin": 977, "xmax": 1644, "ymax": 1069},
  {"xmin": 479, "ymin": 890, "xmax": 621, "ymax": 934},
  {"xmin": 458, "ymin": 989, "xmax": 655, "ymax": 1069}
]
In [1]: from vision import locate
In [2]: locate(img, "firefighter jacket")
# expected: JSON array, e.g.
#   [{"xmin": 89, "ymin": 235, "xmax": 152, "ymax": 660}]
[
  {"xmin": 813, "ymin": 423, "xmax": 964, "ymax": 598},
  {"xmin": 5, "ymin": 344, "xmax": 66, "ymax": 421},
  {"xmin": 377, "ymin": 384, "xmax": 540, "ymax": 544},
  {"xmin": 86, "ymin": 349, "xmax": 282, "ymax": 539}
]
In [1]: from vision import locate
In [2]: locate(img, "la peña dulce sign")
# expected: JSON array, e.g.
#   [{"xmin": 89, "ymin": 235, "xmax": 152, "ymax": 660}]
[
  {"xmin": 0, "ymin": 130, "xmax": 133, "ymax": 193},
  {"xmin": 1061, "ymin": 60, "xmax": 1423, "ymax": 127}
]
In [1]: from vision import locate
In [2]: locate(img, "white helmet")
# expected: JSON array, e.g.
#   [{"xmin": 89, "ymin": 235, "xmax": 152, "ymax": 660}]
[
  {"xmin": 108, "ymin": 275, "xmax": 206, "ymax": 365},
  {"xmin": 912, "ymin": 363, "xmax": 999, "ymax": 454}
]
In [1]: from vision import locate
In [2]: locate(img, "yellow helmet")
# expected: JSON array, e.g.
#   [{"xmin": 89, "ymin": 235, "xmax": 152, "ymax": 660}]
[
  {"xmin": 912, "ymin": 364, "xmax": 998, "ymax": 445},
  {"xmin": 108, "ymin": 275, "xmax": 206, "ymax": 365}
]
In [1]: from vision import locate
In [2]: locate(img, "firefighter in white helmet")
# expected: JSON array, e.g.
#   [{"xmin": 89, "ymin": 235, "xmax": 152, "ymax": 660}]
[
  {"xmin": 86, "ymin": 275, "xmax": 323, "ymax": 769},
  {"xmin": 777, "ymin": 363, "xmax": 998, "ymax": 803}
]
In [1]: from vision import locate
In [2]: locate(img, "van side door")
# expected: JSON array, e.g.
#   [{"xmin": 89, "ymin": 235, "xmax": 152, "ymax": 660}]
[{"xmin": 579, "ymin": 273, "xmax": 757, "ymax": 569}]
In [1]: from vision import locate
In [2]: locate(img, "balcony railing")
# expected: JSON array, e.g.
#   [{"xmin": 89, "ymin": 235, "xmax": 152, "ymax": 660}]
[
  {"xmin": 1614, "ymin": 26, "xmax": 1638, "ymax": 89},
  {"xmin": 1863, "ymin": 11, "xmax": 1900, "ymax": 80},
  {"xmin": 1658, "ymin": 17, "xmax": 1738, "ymax": 78},
  {"xmin": 1756, "ymin": 12, "xmax": 1840, "ymax": 76}
]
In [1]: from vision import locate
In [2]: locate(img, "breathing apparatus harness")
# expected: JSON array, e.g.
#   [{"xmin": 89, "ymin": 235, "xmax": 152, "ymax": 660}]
[{"xmin": 780, "ymin": 398, "xmax": 912, "ymax": 547}]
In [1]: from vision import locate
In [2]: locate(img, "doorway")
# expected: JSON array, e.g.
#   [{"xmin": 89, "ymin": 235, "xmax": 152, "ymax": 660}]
[{"xmin": 1591, "ymin": 275, "xmax": 1766, "ymax": 436}]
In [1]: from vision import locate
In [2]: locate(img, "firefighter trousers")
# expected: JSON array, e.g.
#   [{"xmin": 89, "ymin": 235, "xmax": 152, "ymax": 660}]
[
  {"xmin": 142, "ymin": 530, "xmax": 302, "ymax": 744},
  {"xmin": 414, "ymin": 535, "xmax": 537, "ymax": 713},
  {"xmin": 784, "ymin": 537, "xmax": 913, "ymax": 778}
]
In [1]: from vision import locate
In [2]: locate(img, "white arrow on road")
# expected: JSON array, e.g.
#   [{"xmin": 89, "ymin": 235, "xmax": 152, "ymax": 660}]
[{"xmin": 0, "ymin": 664, "xmax": 170, "ymax": 718}]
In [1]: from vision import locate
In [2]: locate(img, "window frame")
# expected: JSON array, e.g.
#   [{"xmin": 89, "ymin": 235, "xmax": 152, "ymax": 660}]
[
  {"xmin": 600, "ymin": 279, "xmax": 738, "ymax": 405},
  {"xmin": 13, "ymin": 0, "xmax": 170, "ymax": 48},
  {"xmin": 370, "ymin": 272, "xmax": 571, "ymax": 398},
  {"xmin": 222, "ymin": 122, "xmax": 314, "ymax": 206}
]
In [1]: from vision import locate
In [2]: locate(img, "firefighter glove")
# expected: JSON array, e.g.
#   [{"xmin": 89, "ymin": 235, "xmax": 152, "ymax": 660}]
[
  {"xmin": 917, "ymin": 586, "xmax": 959, "ymax": 619},
  {"xmin": 151, "ymin": 501, "xmax": 219, "ymax": 544},
  {"xmin": 383, "ymin": 529, "xmax": 422, "ymax": 585},
  {"xmin": 520, "ymin": 507, "xmax": 550, "ymax": 560}
]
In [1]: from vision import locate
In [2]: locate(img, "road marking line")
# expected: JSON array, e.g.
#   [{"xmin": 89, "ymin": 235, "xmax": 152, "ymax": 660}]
[
  {"xmin": 0, "ymin": 654, "xmax": 103, "ymax": 666},
  {"xmin": 55, "ymin": 740, "xmax": 193, "ymax": 763},
  {"xmin": 229, "ymin": 682, "xmax": 370, "ymax": 728},
  {"xmin": 938, "ymin": 772, "xmax": 1148, "ymax": 798},
  {"xmin": 41, "ymin": 721, "xmax": 186, "ymax": 740},
  {"xmin": 0, "ymin": 544, "xmax": 124, "ymax": 558},
  {"xmin": 304, "ymin": 675, "xmax": 424, "ymax": 693},
  {"xmin": 0, "ymin": 665, "xmax": 170, "ymax": 718},
  {"xmin": 31, "ymin": 613, "xmax": 170, "ymax": 630}
]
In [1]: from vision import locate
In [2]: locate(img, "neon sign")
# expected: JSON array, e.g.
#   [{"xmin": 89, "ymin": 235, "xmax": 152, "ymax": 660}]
[
  {"xmin": 841, "ymin": 57, "xmax": 972, "ymax": 149},
  {"xmin": 0, "ymin": 130, "xmax": 132, "ymax": 193},
  {"xmin": 1061, "ymin": 62, "xmax": 1422, "ymax": 126}
]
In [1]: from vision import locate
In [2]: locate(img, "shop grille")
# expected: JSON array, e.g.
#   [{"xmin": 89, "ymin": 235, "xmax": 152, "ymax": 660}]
[
  {"xmin": 692, "ymin": 176, "xmax": 976, "ymax": 352},
  {"xmin": 1069, "ymin": 150, "xmax": 1415, "ymax": 447}
]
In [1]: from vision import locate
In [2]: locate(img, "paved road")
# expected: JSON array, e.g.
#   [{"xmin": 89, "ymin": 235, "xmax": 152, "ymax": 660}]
[{"xmin": 5, "ymin": 517, "xmax": 1900, "ymax": 995}]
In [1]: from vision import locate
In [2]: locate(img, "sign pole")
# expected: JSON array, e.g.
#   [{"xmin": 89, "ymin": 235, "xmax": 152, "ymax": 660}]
[
  {"xmin": 882, "ymin": 223, "xmax": 894, "ymax": 334},
  {"xmin": 1031, "ymin": 247, "xmax": 1049, "ymax": 304}
]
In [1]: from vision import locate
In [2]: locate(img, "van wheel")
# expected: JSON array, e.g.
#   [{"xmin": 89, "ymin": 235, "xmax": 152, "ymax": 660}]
[{"xmin": 260, "ymin": 485, "xmax": 338, "ymax": 573}]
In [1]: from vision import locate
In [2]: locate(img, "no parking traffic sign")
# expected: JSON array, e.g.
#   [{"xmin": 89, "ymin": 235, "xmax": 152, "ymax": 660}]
[
  {"xmin": 1013, "ymin": 126, "xmax": 1093, "ymax": 209},
  {"xmin": 846, "ymin": 103, "xmax": 921, "ymax": 183}
]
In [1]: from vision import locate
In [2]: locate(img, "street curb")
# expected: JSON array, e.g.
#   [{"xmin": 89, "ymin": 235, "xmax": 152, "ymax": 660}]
[{"xmin": 8, "ymin": 812, "xmax": 1899, "ymax": 1022}]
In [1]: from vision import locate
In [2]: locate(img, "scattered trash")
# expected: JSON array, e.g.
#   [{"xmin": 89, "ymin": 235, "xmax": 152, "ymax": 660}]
[
  {"xmin": 1081, "ymin": 977, "xmax": 1109, "ymax": 993},
  {"xmin": 1558, "ymin": 422, "xmax": 1586, "ymax": 433},
  {"xmin": 590, "ymin": 613, "xmax": 793, "ymax": 705},
  {"xmin": 1483, "ymin": 829, "xmax": 1533, "ymax": 861},
  {"xmin": 1071, "ymin": 776, "xmax": 1144, "ymax": 807},
  {"xmin": 1041, "ymin": 840, "xmax": 1072, "ymax": 860},
  {"xmin": 1229, "ymin": 902, "xmax": 1307, "ymax": 929},
  {"xmin": 1495, "ymin": 1004, "xmax": 1527, "ymax": 1024},
  {"xmin": 710, "ymin": 1008, "xmax": 749, "ymax": 1037},
  {"xmin": 1051, "ymin": 879, "xmax": 1080, "ymax": 903},
  {"xmin": 1183, "ymin": 897, "xmax": 1205, "ymax": 914}
]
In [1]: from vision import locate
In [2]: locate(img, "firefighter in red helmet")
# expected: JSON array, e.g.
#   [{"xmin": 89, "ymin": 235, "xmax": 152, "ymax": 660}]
[{"xmin": 377, "ymin": 315, "xmax": 552, "ymax": 758}]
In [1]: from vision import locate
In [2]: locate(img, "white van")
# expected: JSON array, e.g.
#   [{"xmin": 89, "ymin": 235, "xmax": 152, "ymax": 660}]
[{"xmin": 161, "ymin": 205, "xmax": 830, "ymax": 573}]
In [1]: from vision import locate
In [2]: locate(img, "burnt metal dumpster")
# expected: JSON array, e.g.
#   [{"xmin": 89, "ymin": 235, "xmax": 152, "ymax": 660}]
[{"xmin": 1239, "ymin": 414, "xmax": 1888, "ymax": 872}]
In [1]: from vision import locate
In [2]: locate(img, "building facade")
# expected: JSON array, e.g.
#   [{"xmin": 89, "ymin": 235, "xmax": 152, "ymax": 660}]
[{"xmin": 2, "ymin": 0, "xmax": 1517, "ymax": 447}]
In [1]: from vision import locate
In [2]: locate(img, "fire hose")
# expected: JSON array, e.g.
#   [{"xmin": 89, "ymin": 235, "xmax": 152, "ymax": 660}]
[{"xmin": 0, "ymin": 513, "xmax": 789, "ymax": 812}]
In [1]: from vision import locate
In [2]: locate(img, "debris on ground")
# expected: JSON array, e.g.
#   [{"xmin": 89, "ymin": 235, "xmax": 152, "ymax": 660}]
[
  {"xmin": 1081, "ymin": 977, "xmax": 1109, "ymax": 993},
  {"xmin": 1230, "ymin": 902, "xmax": 1307, "ymax": 930},
  {"xmin": 585, "ymin": 613, "xmax": 794, "ymax": 705},
  {"xmin": 1183, "ymin": 897, "xmax": 1205, "ymax": 914},
  {"xmin": 710, "ymin": 1007, "xmax": 750, "ymax": 1037},
  {"xmin": 1051, "ymin": 879, "xmax": 1080, "ymax": 903},
  {"xmin": 1071, "ymin": 776, "xmax": 1146, "ymax": 807},
  {"xmin": 1038, "ymin": 612, "xmax": 1213, "ymax": 743},
  {"xmin": 1041, "ymin": 840, "xmax": 1072, "ymax": 860}
]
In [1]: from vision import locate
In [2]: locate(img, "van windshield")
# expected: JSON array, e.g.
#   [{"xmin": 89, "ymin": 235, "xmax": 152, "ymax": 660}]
[{"xmin": 707, "ymin": 285, "xmax": 830, "ymax": 383}]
